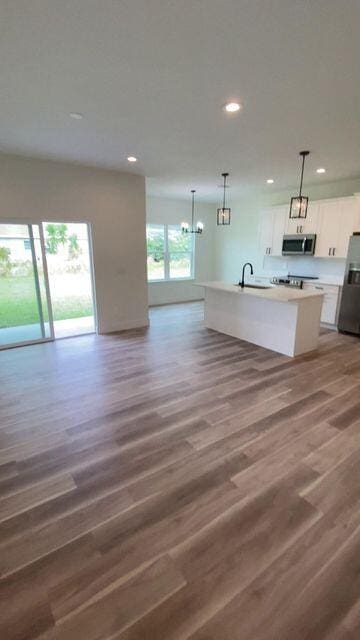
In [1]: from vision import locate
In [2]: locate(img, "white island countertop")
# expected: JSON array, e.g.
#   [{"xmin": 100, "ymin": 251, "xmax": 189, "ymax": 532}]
[
  {"xmin": 196, "ymin": 281, "xmax": 324, "ymax": 357},
  {"xmin": 195, "ymin": 281, "xmax": 324, "ymax": 303}
]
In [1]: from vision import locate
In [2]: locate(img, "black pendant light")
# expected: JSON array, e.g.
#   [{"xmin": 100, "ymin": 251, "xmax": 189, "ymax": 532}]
[
  {"xmin": 289, "ymin": 151, "xmax": 310, "ymax": 219},
  {"xmin": 181, "ymin": 190, "xmax": 204, "ymax": 234},
  {"xmin": 217, "ymin": 172, "xmax": 231, "ymax": 225}
]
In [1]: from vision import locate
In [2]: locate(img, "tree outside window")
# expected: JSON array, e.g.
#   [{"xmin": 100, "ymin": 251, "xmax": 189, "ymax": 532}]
[{"xmin": 146, "ymin": 224, "xmax": 194, "ymax": 281}]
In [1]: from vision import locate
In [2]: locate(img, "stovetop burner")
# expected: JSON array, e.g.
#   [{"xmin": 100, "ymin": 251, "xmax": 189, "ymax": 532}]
[{"xmin": 270, "ymin": 276, "xmax": 303, "ymax": 289}]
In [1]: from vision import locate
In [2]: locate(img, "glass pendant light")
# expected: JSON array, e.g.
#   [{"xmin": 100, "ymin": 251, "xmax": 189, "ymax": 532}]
[
  {"xmin": 181, "ymin": 190, "xmax": 204, "ymax": 234},
  {"xmin": 217, "ymin": 172, "xmax": 231, "ymax": 225},
  {"xmin": 289, "ymin": 151, "xmax": 310, "ymax": 219}
]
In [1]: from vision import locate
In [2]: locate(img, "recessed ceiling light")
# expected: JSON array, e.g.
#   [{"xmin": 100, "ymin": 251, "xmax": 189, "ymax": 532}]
[
  {"xmin": 127, "ymin": 156, "xmax": 137, "ymax": 162},
  {"xmin": 223, "ymin": 102, "xmax": 242, "ymax": 113},
  {"xmin": 69, "ymin": 112, "xmax": 84, "ymax": 120},
  {"xmin": 266, "ymin": 178, "xmax": 274, "ymax": 184},
  {"xmin": 316, "ymin": 167, "xmax": 326, "ymax": 174}
]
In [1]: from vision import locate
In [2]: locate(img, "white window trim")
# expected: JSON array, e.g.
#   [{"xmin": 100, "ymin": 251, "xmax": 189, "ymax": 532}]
[{"xmin": 147, "ymin": 223, "xmax": 195, "ymax": 283}]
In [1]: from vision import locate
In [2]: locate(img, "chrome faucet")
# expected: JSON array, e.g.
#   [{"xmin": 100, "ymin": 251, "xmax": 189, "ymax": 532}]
[{"xmin": 239, "ymin": 262, "xmax": 253, "ymax": 288}]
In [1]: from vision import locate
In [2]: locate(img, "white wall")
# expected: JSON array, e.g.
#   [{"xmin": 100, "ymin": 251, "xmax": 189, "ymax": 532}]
[
  {"xmin": 0, "ymin": 153, "xmax": 148, "ymax": 333},
  {"xmin": 146, "ymin": 195, "xmax": 216, "ymax": 305},
  {"xmin": 214, "ymin": 177, "xmax": 360, "ymax": 283}
]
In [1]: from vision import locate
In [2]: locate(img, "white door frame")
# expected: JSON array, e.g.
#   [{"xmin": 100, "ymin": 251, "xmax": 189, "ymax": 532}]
[
  {"xmin": 0, "ymin": 220, "xmax": 55, "ymax": 350},
  {"xmin": 0, "ymin": 219, "xmax": 98, "ymax": 349}
]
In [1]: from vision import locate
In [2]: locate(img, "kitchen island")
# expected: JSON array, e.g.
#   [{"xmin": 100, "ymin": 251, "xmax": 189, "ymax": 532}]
[{"xmin": 196, "ymin": 281, "xmax": 324, "ymax": 357}]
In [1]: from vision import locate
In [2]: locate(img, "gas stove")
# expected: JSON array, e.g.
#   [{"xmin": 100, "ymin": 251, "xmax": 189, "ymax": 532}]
[
  {"xmin": 270, "ymin": 274, "xmax": 320, "ymax": 289},
  {"xmin": 270, "ymin": 276, "xmax": 303, "ymax": 289}
]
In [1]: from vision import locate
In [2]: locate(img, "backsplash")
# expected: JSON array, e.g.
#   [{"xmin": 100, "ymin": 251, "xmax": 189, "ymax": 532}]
[{"xmin": 263, "ymin": 255, "xmax": 346, "ymax": 279}]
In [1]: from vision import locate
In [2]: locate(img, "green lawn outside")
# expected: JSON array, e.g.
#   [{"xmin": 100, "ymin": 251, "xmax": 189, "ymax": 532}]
[
  {"xmin": 147, "ymin": 255, "xmax": 192, "ymax": 280},
  {"xmin": 0, "ymin": 276, "xmax": 93, "ymax": 328}
]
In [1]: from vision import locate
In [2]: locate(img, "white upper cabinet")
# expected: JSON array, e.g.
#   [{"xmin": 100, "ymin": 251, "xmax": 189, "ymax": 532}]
[
  {"xmin": 285, "ymin": 214, "xmax": 299, "ymax": 235},
  {"xmin": 258, "ymin": 206, "xmax": 286, "ymax": 256},
  {"xmin": 259, "ymin": 196, "xmax": 360, "ymax": 260},
  {"xmin": 284, "ymin": 201, "xmax": 319, "ymax": 235},
  {"xmin": 315, "ymin": 200, "xmax": 340, "ymax": 257},
  {"xmin": 272, "ymin": 206, "xmax": 287, "ymax": 255},
  {"xmin": 258, "ymin": 208, "xmax": 274, "ymax": 256},
  {"xmin": 337, "ymin": 198, "xmax": 360, "ymax": 257},
  {"xmin": 315, "ymin": 197, "xmax": 359, "ymax": 258}
]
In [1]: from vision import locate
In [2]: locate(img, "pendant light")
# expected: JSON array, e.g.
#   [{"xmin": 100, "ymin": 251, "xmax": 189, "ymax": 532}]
[
  {"xmin": 181, "ymin": 190, "xmax": 204, "ymax": 234},
  {"xmin": 217, "ymin": 172, "xmax": 231, "ymax": 225},
  {"xmin": 289, "ymin": 151, "xmax": 310, "ymax": 219}
]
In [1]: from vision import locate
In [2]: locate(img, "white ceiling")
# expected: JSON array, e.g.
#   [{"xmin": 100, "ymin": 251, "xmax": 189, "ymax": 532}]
[{"xmin": 1, "ymin": 0, "xmax": 360, "ymax": 201}]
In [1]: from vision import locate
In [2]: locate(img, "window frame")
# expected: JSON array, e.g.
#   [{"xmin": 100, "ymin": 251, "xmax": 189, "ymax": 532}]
[{"xmin": 146, "ymin": 223, "xmax": 195, "ymax": 283}]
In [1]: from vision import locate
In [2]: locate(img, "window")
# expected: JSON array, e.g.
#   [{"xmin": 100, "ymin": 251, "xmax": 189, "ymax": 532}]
[
  {"xmin": 146, "ymin": 224, "xmax": 165, "ymax": 281},
  {"xmin": 146, "ymin": 224, "xmax": 194, "ymax": 281}
]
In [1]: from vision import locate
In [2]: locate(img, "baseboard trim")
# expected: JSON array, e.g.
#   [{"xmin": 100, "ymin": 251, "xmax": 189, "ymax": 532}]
[
  {"xmin": 99, "ymin": 317, "xmax": 149, "ymax": 334},
  {"xmin": 149, "ymin": 298, "xmax": 204, "ymax": 308},
  {"xmin": 320, "ymin": 322, "xmax": 338, "ymax": 332}
]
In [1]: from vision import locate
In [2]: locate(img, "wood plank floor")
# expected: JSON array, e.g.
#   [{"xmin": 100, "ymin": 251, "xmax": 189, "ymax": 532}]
[{"xmin": 1, "ymin": 301, "xmax": 360, "ymax": 639}]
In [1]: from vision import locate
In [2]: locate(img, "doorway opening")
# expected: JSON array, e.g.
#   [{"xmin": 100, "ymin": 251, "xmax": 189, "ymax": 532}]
[
  {"xmin": 42, "ymin": 222, "xmax": 96, "ymax": 338},
  {"xmin": 0, "ymin": 223, "xmax": 53, "ymax": 348},
  {"xmin": 0, "ymin": 221, "xmax": 96, "ymax": 349}
]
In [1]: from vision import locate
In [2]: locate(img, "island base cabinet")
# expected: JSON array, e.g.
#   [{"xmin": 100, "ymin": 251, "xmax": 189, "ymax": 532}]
[{"xmin": 204, "ymin": 289, "xmax": 322, "ymax": 357}]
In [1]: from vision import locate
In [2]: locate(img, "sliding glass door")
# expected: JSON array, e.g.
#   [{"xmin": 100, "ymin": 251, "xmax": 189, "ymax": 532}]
[
  {"xmin": 0, "ymin": 223, "xmax": 54, "ymax": 348},
  {"xmin": 42, "ymin": 222, "xmax": 96, "ymax": 338}
]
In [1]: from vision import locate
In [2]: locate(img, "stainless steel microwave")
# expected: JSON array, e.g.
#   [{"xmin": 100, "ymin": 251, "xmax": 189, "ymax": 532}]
[{"xmin": 282, "ymin": 234, "xmax": 316, "ymax": 256}]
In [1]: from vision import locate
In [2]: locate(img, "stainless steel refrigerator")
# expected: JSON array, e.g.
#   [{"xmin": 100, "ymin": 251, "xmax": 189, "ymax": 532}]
[{"xmin": 338, "ymin": 233, "xmax": 360, "ymax": 335}]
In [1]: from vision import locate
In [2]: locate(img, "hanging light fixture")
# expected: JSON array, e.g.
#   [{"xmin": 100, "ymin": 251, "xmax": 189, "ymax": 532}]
[
  {"xmin": 181, "ymin": 190, "xmax": 204, "ymax": 234},
  {"xmin": 289, "ymin": 150, "xmax": 310, "ymax": 219},
  {"xmin": 217, "ymin": 172, "xmax": 231, "ymax": 225}
]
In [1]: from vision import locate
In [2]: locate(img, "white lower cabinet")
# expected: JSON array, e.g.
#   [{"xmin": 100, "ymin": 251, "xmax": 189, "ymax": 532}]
[{"xmin": 302, "ymin": 283, "xmax": 341, "ymax": 326}]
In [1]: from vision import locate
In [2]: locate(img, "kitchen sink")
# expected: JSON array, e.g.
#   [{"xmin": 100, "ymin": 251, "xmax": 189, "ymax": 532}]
[
  {"xmin": 245, "ymin": 284, "xmax": 272, "ymax": 289},
  {"xmin": 235, "ymin": 284, "xmax": 272, "ymax": 289}
]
